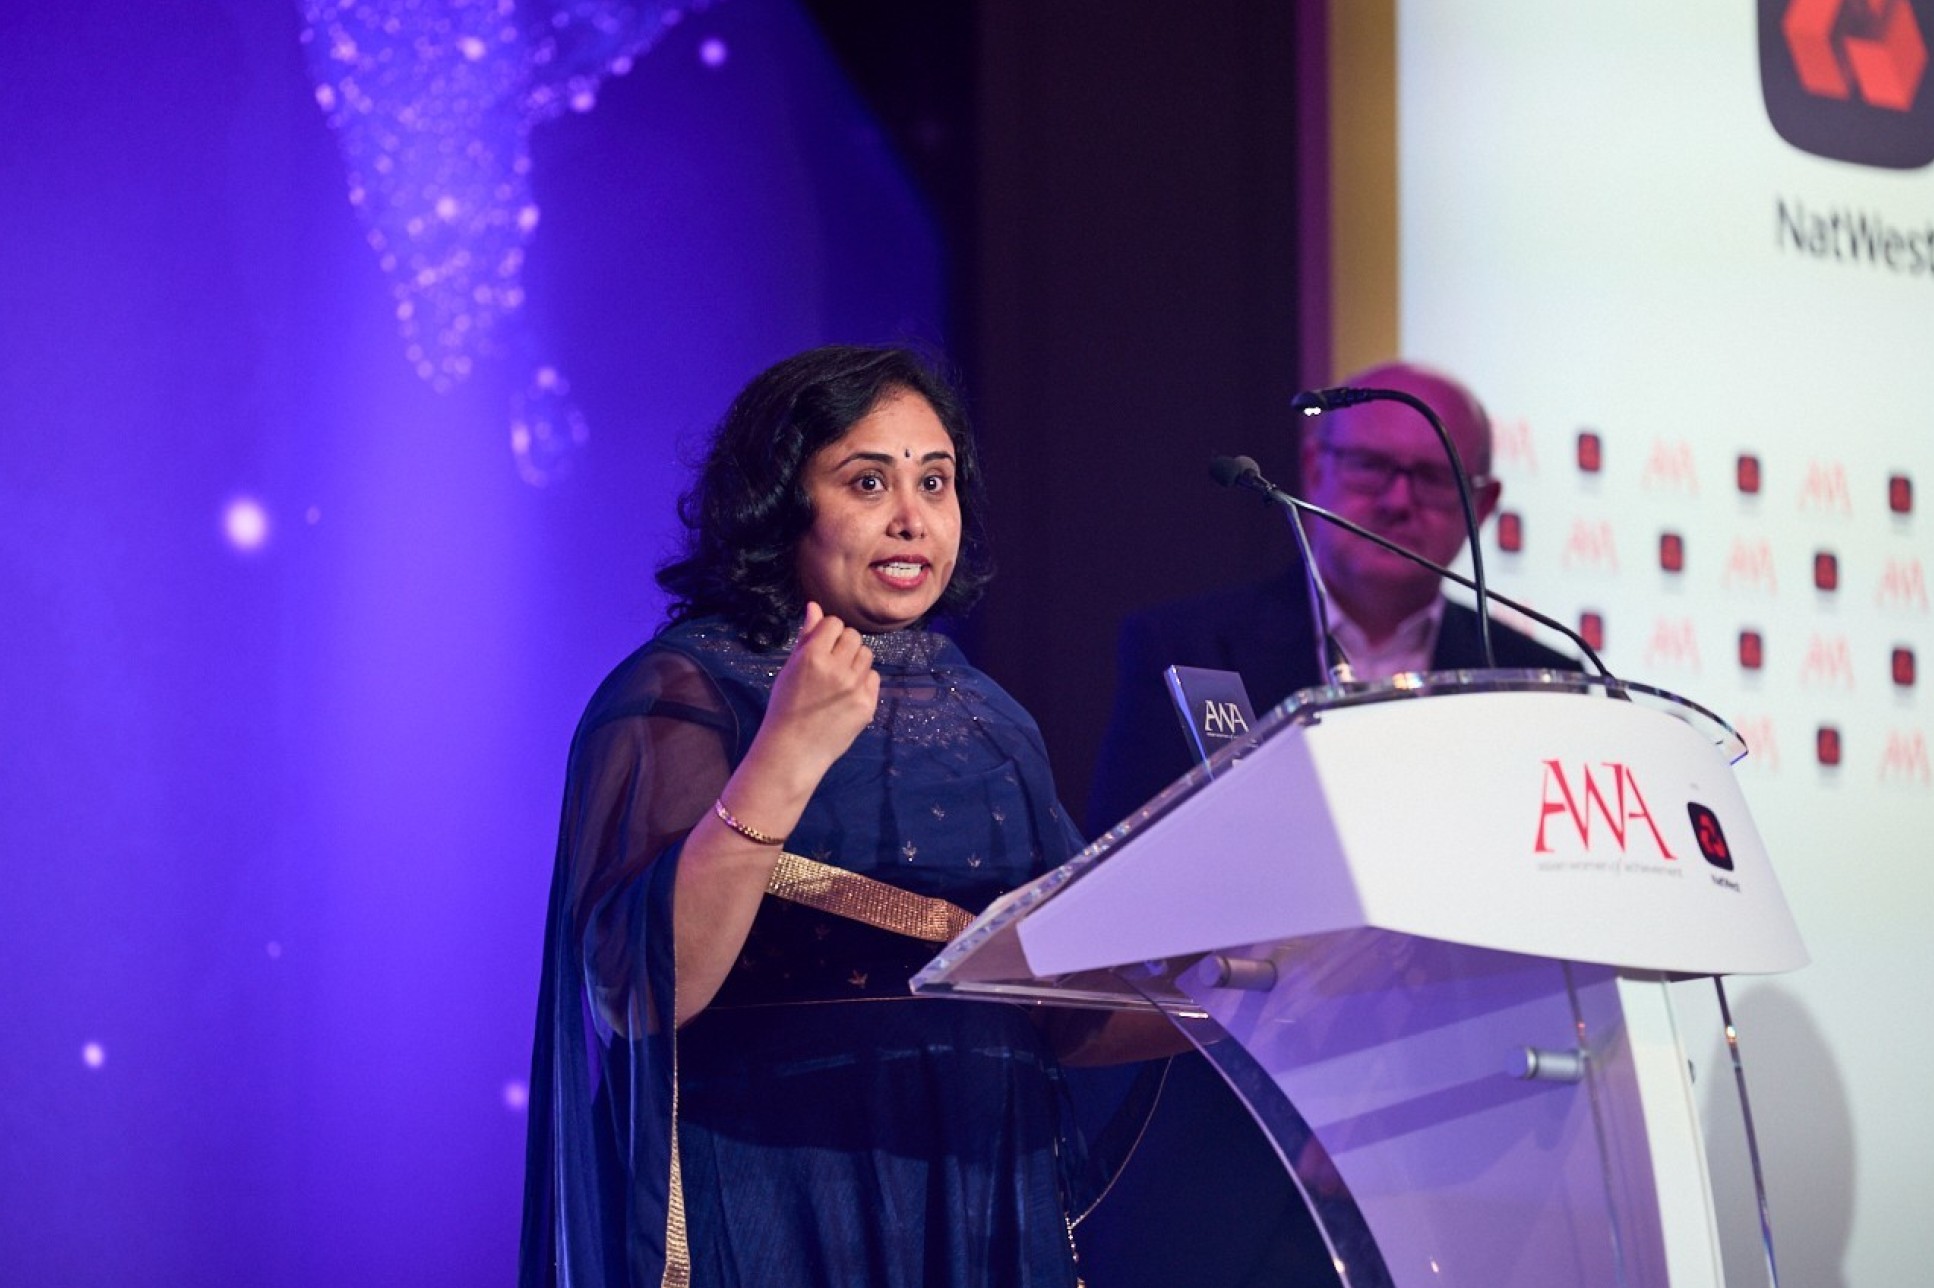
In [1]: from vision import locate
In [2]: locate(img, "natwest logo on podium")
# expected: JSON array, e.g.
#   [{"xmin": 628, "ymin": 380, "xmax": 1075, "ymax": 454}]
[
  {"xmin": 1534, "ymin": 760, "xmax": 1678, "ymax": 861},
  {"xmin": 1687, "ymin": 803, "xmax": 1736, "ymax": 870},
  {"xmin": 1762, "ymin": 0, "xmax": 1934, "ymax": 168}
]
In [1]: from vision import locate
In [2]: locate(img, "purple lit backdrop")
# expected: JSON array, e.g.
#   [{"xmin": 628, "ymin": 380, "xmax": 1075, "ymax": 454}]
[{"xmin": 0, "ymin": 0, "xmax": 942, "ymax": 1281}]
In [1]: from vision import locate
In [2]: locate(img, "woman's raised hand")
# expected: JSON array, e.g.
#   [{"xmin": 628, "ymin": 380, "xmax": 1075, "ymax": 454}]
[
  {"xmin": 759, "ymin": 601, "xmax": 881, "ymax": 779},
  {"xmin": 671, "ymin": 602, "xmax": 881, "ymax": 1025}
]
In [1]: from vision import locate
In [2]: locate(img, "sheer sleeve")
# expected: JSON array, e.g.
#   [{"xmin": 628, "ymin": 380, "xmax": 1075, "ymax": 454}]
[
  {"xmin": 564, "ymin": 648, "xmax": 740, "ymax": 1036},
  {"xmin": 521, "ymin": 642, "xmax": 747, "ymax": 1288}
]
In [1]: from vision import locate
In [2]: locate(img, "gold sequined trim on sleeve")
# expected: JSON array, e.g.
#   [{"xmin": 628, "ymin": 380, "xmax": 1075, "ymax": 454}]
[{"xmin": 765, "ymin": 851, "xmax": 974, "ymax": 943}]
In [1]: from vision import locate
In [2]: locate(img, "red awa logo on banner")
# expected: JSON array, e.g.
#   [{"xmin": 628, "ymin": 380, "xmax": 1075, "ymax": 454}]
[
  {"xmin": 1562, "ymin": 520, "xmax": 1619, "ymax": 573},
  {"xmin": 1799, "ymin": 633, "xmax": 1857, "ymax": 688},
  {"xmin": 1534, "ymin": 761, "xmax": 1678, "ymax": 859},
  {"xmin": 1762, "ymin": 0, "xmax": 1934, "ymax": 167},
  {"xmin": 1644, "ymin": 618, "xmax": 1702, "ymax": 671},
  {"xmin": 1799, "ymin": 461, "xmax": 1854, "ymax": 515},
  {"xmin": 1880, "ymin": 729, "xmax": 1933, "ymax": 783},
  {"xmin": 1495, "ymin": 417, "xmax": 1537, "ymax": 474},
  {"xmin": 1876, "ymin": 556, "xmax": 1930, "ymax": 610},
  {"xmin": 1641, "ymin": 440, "xmax": 1699, "ymax": 494},
  {"xmin": 1734, "ymin": 715, "xmax": 1783, "ymax": 772},
  {"xmin": 1724, "ymin": 538, "xmax": 1780, "ymax": 593}
]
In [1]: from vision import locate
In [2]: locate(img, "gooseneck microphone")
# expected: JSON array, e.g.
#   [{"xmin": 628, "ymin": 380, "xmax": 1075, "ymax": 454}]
[
  {"xmin": 1210, "ymin": 455, "xmax": 1610, "ymax": 678},
  {"xmin": 1290, "ymin": 385, "xmax": 1497, "ymax": 669},
  {"xmin": 1212, "ymin": 457, "xmax": 1353, "ymax": 683}
]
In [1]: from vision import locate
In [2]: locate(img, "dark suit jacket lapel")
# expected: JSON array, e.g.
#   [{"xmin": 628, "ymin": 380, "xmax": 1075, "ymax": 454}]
[
  {"xmin": 1223, "ymin": 572, "xmax": 1326, "ymax": 710},
  {"xmin": 1431, "ymin": 602, "xmax": 1489, "ymax": 671}
]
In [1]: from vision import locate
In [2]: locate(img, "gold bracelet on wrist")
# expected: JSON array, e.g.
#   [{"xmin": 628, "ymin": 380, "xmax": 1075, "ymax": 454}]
[{"xmin": 713, "ymin": 796, "xmax": 785, "ymax": 846}]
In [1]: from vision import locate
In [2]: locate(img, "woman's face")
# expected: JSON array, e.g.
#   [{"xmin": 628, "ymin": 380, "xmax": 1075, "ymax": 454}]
[{"xmin": 795, "ymin": 389, "xmax": 962, "ymax": 633}]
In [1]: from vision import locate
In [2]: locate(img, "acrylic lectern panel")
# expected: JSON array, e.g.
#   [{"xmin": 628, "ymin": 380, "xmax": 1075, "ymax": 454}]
[{"xmin": 1109, "ymin": 936, "xmax": 1715, "ymax": 1287}]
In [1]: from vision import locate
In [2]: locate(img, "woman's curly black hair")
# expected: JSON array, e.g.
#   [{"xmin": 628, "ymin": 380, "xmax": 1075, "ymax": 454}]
[{"xmin": 656, "ymin": 345, "xmax": 993, "ymax": 649}]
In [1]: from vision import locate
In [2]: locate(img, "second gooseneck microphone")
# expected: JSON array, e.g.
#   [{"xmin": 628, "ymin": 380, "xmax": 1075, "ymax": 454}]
[
  {"xmin": 1290, "ymin": 386, "xmax": 1497, "ymax": 669},
  {"xmin": 1209, "ymin": 454, "xmax": 1609, "ymax": 678}
]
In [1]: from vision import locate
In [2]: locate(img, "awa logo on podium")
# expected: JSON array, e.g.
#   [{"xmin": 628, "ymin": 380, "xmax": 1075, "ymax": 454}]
[
  {"xmin": 1761, "ymin": 0, "xmax": 1934, "ymax": 167},
  {"xmin": 1533, "ymin": 760, "xmax": 1679, "ymax": 861}
]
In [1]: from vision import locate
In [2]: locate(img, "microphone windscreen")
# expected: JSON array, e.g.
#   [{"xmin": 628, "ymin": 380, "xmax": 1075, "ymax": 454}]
[{"xmin": 1209, "ymin": 454, "xmax": 1261, "ymax": 488}]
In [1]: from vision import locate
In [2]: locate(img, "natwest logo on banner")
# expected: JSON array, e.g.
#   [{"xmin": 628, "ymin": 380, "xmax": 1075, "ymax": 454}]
[
  {"xmin": 1761, "ymin": 0, "xmax": 1934, "ymax": 168},
  {"xmin": 1534, "ymin": 760, "xmax": 1679, "ymax": 861}
]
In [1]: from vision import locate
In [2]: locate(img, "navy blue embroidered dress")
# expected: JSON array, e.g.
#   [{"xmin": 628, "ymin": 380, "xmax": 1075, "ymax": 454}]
[{"xmin": 520, "ymin": 619, "xmax": 1087, "ymax": 1288}]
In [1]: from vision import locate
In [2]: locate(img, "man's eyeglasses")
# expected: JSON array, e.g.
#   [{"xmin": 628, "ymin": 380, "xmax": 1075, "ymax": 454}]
[{"xmin": 1316, "ymin": 442, "xmax": 1488, "ymax": 510}]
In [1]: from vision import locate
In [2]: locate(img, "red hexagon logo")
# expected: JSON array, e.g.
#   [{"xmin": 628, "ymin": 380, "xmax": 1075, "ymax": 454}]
[
  {"xmin": 1785, "ymin": 0, "xmax": 1927, "ymax": 110},
  {"xmin": 1762, "ymin": 0, "xmax": 1934, "ymax": 166}
]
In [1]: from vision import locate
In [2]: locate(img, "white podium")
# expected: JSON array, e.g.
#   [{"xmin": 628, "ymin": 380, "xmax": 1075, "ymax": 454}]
[{"xmin": 914, "ymin": 671, "xmax": 1807, "ymax": 1288}]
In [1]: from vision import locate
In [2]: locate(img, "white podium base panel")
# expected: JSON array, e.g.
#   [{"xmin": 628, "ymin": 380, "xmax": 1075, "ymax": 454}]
[{"xmin": 1168, "ymin": 932, "xmax": 1729, "ymax": 1288}]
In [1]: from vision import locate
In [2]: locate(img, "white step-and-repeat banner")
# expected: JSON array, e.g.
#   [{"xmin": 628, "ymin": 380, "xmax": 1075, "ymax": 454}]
[{"xmin": 1395, "ymin": 4, "xmax": 1932, "ymax": 1283}]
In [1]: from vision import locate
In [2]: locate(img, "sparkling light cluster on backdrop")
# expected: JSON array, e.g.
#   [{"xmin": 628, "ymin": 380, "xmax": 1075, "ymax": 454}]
[
  {"xmin": 6, "ymin": 1, "xmax": 949, "ymax": 1276},
  {"xmin": 298, "ymin": 0, "xmax": 719, "ymax": 483}
]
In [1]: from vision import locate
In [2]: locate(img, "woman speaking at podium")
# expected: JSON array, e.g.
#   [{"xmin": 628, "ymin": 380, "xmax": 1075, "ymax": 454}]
[{"xmin": 519, "ymin": 345, "xmax": 1109, "ymax": 1288}]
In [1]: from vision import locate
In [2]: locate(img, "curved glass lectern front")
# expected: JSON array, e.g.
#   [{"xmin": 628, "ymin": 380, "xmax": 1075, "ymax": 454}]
[{"xmin": 913, "ymin": 671, "xmax": 1806, "ymax": 1288}]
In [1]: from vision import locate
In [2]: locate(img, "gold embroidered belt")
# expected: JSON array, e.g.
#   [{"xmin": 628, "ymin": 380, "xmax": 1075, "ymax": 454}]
[{"xmin": 764, "ymin": 851, "xmax": 974, "ymax": 943}]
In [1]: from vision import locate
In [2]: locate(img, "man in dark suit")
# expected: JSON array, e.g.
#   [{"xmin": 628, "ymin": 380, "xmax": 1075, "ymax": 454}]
[
  {"xmin": 1088, "ymin": 361, "xmax": 1576, "ymax": 830},
  {"xmin": 1075, "ymin": 362, "xmax": 1577, "ymax": 1288}
]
